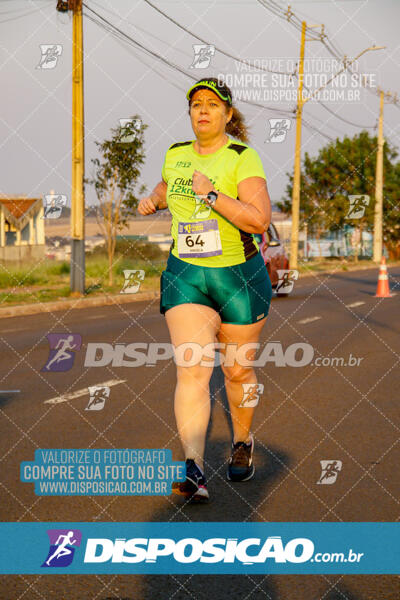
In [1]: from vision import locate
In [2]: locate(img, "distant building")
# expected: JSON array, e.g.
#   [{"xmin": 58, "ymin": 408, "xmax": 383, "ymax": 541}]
[{"xmin": 0, "ymin": 196, "xmax": 45, "ymax": 260}]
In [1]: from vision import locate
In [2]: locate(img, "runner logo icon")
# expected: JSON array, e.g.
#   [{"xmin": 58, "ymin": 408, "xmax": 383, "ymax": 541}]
[
  {"xmin": 189, "ymin": 45, "xmax": 215, "ymax": 69},
  {"xmin": 346, "ymin": 195, "xmax": 370, "ymax": 219},
  {"xmin": 267, "ymin": 119, "xmax": 292, "ymax": 143},
  {"xmin": 276, "ymin": 270, "xmax": 299, "ymax": 295},
  {"xmin": 317, "ymin": 460, "xmax": 343, "ymax": 484},
  {"xmin": 42, "ymin": 529, "xmax": 82, "ymax": 567},
  {"xmin": 86, "ymin": 386, "xmax": 110, "ymax": 411},
  {"xmin": 120, "ymin": 270, "xmax": 145, "ymax": 294},
  {"xmin": 41, "ymin": 334, "xmax": 82, "ymax": 372},
  {"xmin": 36, "ymin": 44, "xmax": 63, "ymax": 69},
  {"xmin": 43, "ymin": 194, "xmax": 67, "ymax": 219},
  {"xmin": 119, "ymin": 118, "xmax": 142, "ymax": 143},
  {"xmin": 239, "ymin": 383, "xmax": 264, "ymax": 408}
]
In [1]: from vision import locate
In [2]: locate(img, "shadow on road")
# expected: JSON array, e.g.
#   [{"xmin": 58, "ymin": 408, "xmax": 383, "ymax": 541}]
[
  {"xmin": 124, "ymin": 365, "xmax": 288, "ymax": 599},
  {"xmin": 0, "ymin": 392, "xmax": 17, "ymax": 408},
  {"xmin": 97, "ymin": 367, "xmax": 378, "ymax": 600}
]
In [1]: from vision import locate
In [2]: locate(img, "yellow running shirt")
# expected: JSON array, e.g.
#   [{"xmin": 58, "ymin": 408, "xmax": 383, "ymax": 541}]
[{"xmin": 161, "ymin": 138, "xmax": 266, "ymax": 267}]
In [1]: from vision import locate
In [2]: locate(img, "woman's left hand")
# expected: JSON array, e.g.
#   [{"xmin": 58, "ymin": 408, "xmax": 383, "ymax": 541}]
[{"xmin": 192, "ymin": 170, "xmax": 215, "ymax": 196}]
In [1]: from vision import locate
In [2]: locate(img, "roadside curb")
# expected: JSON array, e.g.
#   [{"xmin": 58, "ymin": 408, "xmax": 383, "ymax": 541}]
[
  {"xmin": 0, "ymin": 291, "xmax": 160, "ymax": 320},
  {"xmin": 297, "ymin": 262, "xmax": 381, "ymax": 279}
]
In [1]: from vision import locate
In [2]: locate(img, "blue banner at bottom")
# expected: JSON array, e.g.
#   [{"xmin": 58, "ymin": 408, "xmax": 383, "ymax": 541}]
[{"xmin": 0, "ymin": 522, "xmax": 399, "ymax": 574}]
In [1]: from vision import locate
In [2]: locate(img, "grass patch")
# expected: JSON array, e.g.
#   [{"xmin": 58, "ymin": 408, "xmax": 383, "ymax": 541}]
[
  {"xmin": 0, "ymin": 241, "xmax": 167, "ymax": 305},
  {"xmin": 0, "ymin": 286, "xmax": 71, "ymax": 305}
]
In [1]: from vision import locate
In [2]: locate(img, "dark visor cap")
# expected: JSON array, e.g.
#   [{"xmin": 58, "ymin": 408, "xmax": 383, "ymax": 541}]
[{"xmin": 186, "ymin": 79, "xmax": 232, "ymax": 106}]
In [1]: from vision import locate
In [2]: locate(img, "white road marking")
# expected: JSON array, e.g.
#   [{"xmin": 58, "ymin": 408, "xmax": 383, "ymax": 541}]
[
  {"xmin": 1, "ymin": 328, "xmax": 22, "ymax": 333},
  {"xmin": 345, "ymin": 301, "xmax": 365, "ymax": 308},
  {"xmin": 298, "ymin": 316, "xmax": 322, "ymax": 324},
  {"xmin": 86, "ymin": 314, "xmax": 107, "ymax": 320},
  {"xmin": 0, "ymin": 390, "xmax": 20, "ymax": 393},
  {"xmin": 43, "ymin": 379, "xmax": 126, "ymax": 405}
]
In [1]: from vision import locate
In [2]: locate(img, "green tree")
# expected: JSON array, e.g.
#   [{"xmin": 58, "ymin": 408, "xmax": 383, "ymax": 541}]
[
  {"xmin": 277, "ymin": 131, "xmax": 400, "ymax": 259},
  {"xmin": 86, "ymin": 116, "xmax": 147, "ymax": 285}
]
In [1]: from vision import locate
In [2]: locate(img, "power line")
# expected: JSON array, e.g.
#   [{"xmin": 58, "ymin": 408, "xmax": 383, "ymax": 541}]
[
  {"xmin": 89, "ymin": 0, "xmax": 191, "ymax": 60},
  {"xmin": 261, "ymin": 0, "xmax": 400, "ymax": 112},
  {"xmin": 142, "ymin": 0, "xmax": 376, "ymax": 129},
  {"xmin": 83, "ymin": 5, "xmax": 197, "ymax": 80},
  {"xmin": 303, "ymin": 118, "xmax": 334, "ymax": 141},
  {"xmin": 0, "ymin": 6, "xmax": 43, "ymax": 23},
  {"xmin": 255, "ymin": 0, "xmax": 389, "ymax": 128},
  {"xmin": 84, "ymin": 11, "xmax": 189, "ymax": 96},
  {"xmin": 83, "ymin": 3, "xmax": 293, "ymax": 116},
  {"xmin": 84, "ymin": 2, "xmax": 355, "ymax": 140},
  {"xmin": 143, "ymin": 0, "xmax": 296, "ymax": 75}
]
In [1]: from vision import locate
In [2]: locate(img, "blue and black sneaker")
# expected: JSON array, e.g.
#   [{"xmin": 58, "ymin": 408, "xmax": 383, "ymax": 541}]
[
  {"xmin": 227, "ymin": 434, "xmax": 255, "ymax": 482},
  {"xmin": 172, "ymin": 458, "xmax": 209, "ymax": 502}
]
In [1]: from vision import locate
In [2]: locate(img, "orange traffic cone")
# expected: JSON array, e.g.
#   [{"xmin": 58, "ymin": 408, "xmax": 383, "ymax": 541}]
[{"xmin": 375, "ymin": 256, "xmax": 392, "ymax": 298}]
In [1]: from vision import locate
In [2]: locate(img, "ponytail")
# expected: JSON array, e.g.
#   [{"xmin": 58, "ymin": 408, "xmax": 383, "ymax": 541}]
[{"xmin": 226, "ymin": 106, "xmax": 249, "ymax": 143}]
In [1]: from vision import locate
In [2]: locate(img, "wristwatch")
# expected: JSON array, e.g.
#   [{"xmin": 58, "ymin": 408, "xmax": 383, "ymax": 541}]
[{"xmin": 205, "ymin": 190, "xmax": 218, "ymax": 207}]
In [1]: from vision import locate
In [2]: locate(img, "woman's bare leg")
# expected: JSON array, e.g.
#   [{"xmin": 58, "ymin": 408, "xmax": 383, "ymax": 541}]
[
  {"xmin": 217, "ymin": 317, "xmax": 267, "ymax": 444},
  {"xmin": 165, "ymin": 303, "xmax": 221, "ymax": 470}
]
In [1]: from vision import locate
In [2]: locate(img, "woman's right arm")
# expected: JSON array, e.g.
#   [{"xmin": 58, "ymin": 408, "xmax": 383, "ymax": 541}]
[{"xmin": 137, "ymin": 179, "xmax": 168, "ymax": 215}]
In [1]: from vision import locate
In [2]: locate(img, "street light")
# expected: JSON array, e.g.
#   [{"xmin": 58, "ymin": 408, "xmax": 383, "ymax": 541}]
[{"xmin": 303, "ymin": 45, "xmax": 386, "ymax": 106}]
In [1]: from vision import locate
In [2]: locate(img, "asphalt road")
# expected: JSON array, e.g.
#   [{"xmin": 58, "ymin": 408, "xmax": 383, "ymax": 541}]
[{"xmin": 1, "ymin": 266, "xmax": 399, "ymax": 599}]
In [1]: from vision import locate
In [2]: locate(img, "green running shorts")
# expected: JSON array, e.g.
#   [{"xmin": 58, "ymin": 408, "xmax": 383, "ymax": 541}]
[{"xmin": 160, "ymin": 251, "xmax": 272, "ymax": 325}]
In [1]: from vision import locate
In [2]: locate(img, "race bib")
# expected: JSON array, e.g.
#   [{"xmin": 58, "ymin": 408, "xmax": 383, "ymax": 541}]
[{"xmin": 177, "ymin": 220, "xmax": 222, "ymax": 258}]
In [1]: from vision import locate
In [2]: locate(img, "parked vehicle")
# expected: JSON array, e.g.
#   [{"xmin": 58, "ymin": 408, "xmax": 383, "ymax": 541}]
[{"xmin": 254, "ymin": 223, "xmax": 290, "ymax": 293}]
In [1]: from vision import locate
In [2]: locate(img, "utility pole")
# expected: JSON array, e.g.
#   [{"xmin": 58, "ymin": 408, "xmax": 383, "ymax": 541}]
[
  {"xmin": 373, "ymin": 89, "xmax": 384, "ymax": 263},
  {"xmin": 57, "ymin": 0, "xmax": 85, "ymax": 294},
  {"xmin": 286, "ymin": 8, "xmax": 384, "ymax": 269},
  {"xmin": 289, "ymin": 20, "xmax": 306, "ymax": 270}
]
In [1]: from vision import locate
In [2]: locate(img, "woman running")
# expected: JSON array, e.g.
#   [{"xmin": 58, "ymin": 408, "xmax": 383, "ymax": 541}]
[{"xmin": 138, "ymin": 78, "xmax": 272, "ymax": 502}]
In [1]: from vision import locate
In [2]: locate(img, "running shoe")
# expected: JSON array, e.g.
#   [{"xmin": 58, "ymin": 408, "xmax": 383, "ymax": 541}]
[
  {"xmin": 172, "ymin": 458, "xmax": 209, "ymax": 502},
  {"xmin": 227, "ymin": 434, "xmax": 255, "ymax": 482}
]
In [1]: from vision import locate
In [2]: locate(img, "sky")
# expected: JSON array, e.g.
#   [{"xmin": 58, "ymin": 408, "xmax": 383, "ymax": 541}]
[{"xmin": 1, "ymin": 0, "xmax": 400, "ymax": 207}]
